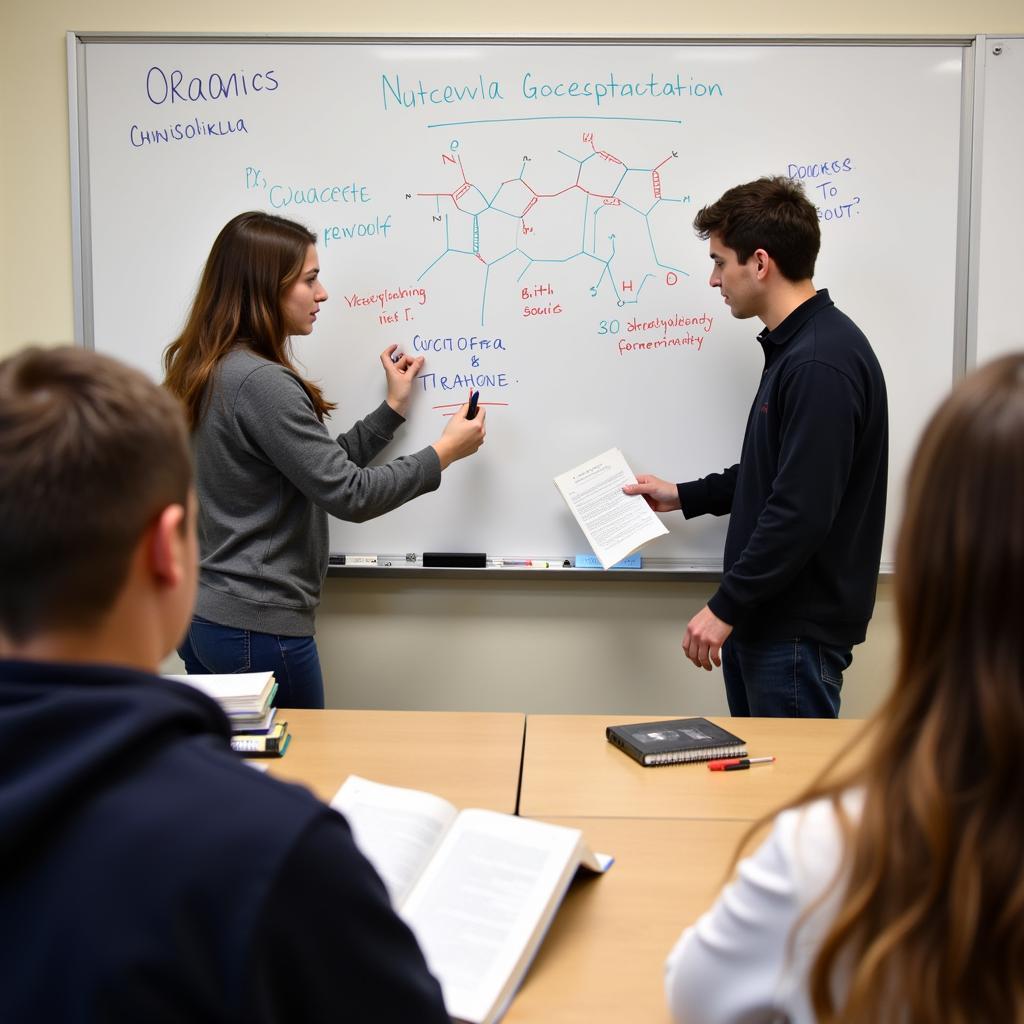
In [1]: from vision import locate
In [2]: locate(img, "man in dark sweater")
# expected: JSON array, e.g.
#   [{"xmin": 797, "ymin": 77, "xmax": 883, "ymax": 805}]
[
  {"xmin": 0, "ymin": 346, "xmax": 449, "ymax": 1023},
  {"xmin": 626, "ymin": 177, "xmax": 888, "ymax": 718}
]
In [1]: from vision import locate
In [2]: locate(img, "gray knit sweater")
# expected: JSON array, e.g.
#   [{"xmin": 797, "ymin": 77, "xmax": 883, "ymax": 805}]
[{"xmin": 192, "ymin": 348, "xmax": 441, "ymax": 635}]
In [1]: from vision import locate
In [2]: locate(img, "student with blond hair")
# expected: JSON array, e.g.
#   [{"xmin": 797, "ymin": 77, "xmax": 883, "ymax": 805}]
[
  {"xmin": 665, "ymin": 352, "xmax": 1024, "ymax": 1023},
  {"xmin": 0, "ymin": 346, "xmax": 449, "ymax": 1023}
]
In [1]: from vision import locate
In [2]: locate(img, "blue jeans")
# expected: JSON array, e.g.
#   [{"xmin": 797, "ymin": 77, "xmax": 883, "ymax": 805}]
[
  {"xmin": 721, "ymin": 637, "xmax": 851, "ymax": 718},
  {"xmin": 179, "ymin": 615, "xmax": 325, "ymax": 709}
]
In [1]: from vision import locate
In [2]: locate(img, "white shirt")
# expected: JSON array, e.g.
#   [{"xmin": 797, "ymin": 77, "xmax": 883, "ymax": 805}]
[{"xmin": 665, "ymin": 791, "xmax": 863, "ymax": 1023}]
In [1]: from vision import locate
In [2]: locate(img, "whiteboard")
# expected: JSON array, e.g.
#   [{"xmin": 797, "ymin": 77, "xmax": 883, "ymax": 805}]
[
  {"xmin": 70, "ymin": 36, "xmax": 967, "ymax": 570},
  {"xmin": 972, "ymin": 36, "xmax": 1024, "ymax": 366}
]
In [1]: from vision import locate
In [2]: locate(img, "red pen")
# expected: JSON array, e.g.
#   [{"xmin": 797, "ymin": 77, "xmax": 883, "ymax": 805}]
[{"xmin": 708, "ymin": 756, "xmax": 776, "ymax": 771}]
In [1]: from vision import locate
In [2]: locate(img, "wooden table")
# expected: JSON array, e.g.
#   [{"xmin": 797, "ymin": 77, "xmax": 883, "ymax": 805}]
[
  {"xmin": 261, "ymin": 710, "xmax": 865, "ymax": 1022},
  {"xmin": 519, "ymin": 714, "xmax": 867, "ymax": 820},
  {"xmin": 266, "ymin": 709, "xmax": 525, "ymax": 812},
  {"xmin": 505, "ymin": 816, "xmax": 754, "ymax": 1023}
]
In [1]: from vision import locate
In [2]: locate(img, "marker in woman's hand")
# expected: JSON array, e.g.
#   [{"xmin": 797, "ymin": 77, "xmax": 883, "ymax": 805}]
[{"xmin": 467, "ymin": 390, "xmax": 480, "ymax": 420}]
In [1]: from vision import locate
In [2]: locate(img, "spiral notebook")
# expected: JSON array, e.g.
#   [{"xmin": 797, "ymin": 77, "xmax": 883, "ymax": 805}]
[{"xmin": 606, "ymin": 717, "xmax": 747, "ymax": 767}]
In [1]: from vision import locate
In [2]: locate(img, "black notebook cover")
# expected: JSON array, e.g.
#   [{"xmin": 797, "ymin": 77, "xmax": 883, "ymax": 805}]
[{"xmin": 606, "ymin": 717, "xmax": 747, "ymax": 767}]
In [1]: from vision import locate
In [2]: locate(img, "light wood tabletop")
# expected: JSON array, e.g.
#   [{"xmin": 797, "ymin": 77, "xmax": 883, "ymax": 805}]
[
  {"xmin": 519, "ymin": 714, "xmax": 868, "ymax": 820},
  {"xmin": 255, "ymin": 710, "xmax": 857, "ymax": 1021},
  {"xmin": 264, "ymin": 708, "xmax": 525, "ymax": 812},
  {"xmin": 505, "ymin": 815, "xmax": 755, "ymax": 1023}
]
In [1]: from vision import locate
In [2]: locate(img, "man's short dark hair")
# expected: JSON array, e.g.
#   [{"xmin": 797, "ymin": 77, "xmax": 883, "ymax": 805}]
[
  {"xmin": 0, "ymin": 346, "xmax": 192, "ymax": 642},
  {"xmin": 693, "ymin": 176, "xmax": 821, "ymax": 282}
]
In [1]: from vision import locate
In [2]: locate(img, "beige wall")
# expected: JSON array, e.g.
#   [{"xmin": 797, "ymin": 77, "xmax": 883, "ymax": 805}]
[
  {"xmin": 308, "ymin": 575, "xmax": 898, "ymax": 719},
  {"xmin": 3, "ymin": 1, "xmax": 1020, "ymax": 715}
]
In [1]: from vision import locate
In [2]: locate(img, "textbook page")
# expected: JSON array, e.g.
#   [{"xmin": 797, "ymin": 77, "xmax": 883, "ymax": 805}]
[
  {"xmin": 331, "ymin": 775, "xmax": 458, "ymax": 906},
  {"xmin": 554, "ymin": 447, "xmax": 668, "ymax": 569},
  {"xmin": 401, "ymin": 809, "xmax": 609, "ymax": 1024}
]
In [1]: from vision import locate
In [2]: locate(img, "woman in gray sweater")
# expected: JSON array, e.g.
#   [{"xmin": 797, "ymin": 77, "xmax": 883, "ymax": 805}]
[{"xmin": 164, "ymin": 211, "xmax": 484, "ymax": 707}]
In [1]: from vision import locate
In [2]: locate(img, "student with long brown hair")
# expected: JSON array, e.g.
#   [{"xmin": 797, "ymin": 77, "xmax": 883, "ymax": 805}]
[
  {"xmin": 164, "ymin": 211, "xmax": 485, "ymax": 708},
  {"xmin": 665, "ymin": 352, "xmax": 1024, "ymax": 1023}
]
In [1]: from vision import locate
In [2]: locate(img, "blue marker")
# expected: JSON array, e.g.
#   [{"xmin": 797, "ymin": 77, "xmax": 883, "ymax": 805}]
[{"xmin": 466, "ymin": 390, "xmax": 480, "ymax": 420}]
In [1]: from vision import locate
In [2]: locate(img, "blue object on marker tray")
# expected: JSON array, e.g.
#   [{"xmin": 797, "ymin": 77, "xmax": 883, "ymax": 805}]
[{"xmin": 574, "ymin": 553, "xmax": 642, "ymax": 569}]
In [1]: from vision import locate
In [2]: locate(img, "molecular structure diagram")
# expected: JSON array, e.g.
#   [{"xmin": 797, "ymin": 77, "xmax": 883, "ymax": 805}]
[{"xmin": 416, "ymin": 133, "xmax": 689, "ymax": 324}]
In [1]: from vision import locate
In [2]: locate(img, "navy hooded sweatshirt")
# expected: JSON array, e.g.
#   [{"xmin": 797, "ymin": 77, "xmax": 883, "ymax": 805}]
[{"xmin": 0, "ymin": 659, "xmax": 448, "ymax": 1024}]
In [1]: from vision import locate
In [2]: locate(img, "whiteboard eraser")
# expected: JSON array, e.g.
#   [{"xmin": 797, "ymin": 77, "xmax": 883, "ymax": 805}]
[
  {"xmin": 574, "ymin": 553, "xmax": 642, "ymax": 569},
  {"xmin": 423, "ymin": 551, "xmax": 486, "ymax": 568}
]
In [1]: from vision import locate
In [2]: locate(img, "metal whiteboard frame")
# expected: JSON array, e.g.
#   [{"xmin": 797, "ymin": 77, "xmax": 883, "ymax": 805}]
[
  {"xmin": 66, "ymin": 32, "xmax": 980, "ymax": 578},
  {"xmin": 965, "ymin": 34, "xmax": 1024, "ymax": 371}
]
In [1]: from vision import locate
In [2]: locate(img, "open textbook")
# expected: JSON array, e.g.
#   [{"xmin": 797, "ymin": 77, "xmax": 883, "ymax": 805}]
[
  {"xmin": 554, "ymin": 447, "xmax": 669, "ymax": 569},
  {"xmin": 332, "ymin": 775, "xmax": 612, "ymax": 1024}
]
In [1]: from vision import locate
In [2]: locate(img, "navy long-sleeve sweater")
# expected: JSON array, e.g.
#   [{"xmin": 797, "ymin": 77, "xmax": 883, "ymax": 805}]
[{"xmin": 677, "ymin": 290, "xmax": 888, "ymax": 646}]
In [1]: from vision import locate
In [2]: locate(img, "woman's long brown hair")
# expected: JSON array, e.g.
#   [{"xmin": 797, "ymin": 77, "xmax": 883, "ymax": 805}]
[
  {"xmin": 163, "ymin": 211, "xmax": 336, "ymax": 428},
  {"xmin": 724, "ymin": 350, "xmax": 1024, "ymax": 1015},
  {"xmin": 744, "ymin": 353, "xmax": 1024, "ymax": 1022}
]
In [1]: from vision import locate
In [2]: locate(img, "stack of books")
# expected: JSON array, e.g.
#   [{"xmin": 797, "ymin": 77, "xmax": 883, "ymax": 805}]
[{"xmin": 166, "ymin": 671, "xmax": 290, "ymax": 757}]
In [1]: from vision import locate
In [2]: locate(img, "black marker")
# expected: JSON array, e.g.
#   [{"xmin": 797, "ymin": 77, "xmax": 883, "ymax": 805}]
[{"xmin": 466, "ymin": 390, "xmax": 480, "ymax": 420}]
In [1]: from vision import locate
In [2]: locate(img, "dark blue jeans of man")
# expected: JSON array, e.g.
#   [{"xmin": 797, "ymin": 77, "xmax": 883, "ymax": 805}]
[
  {"xmin": 178, "ymin": 615, "xmax": 325, "ymax": 709},
  {"xmin": 721, "ymin": 637, "xmax": 852, "ymax": 718}
]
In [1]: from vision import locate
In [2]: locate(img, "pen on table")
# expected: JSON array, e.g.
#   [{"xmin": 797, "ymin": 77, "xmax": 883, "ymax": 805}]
[
  {"xmin": 708, "ymin": 756, "xmax": 776, "ymax": 772},
  {"xmin": 496, "ymin": 559, "xmax": 554, "ymax": 568}
]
